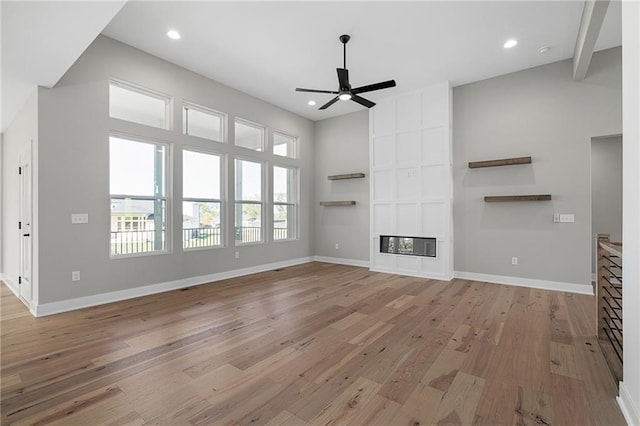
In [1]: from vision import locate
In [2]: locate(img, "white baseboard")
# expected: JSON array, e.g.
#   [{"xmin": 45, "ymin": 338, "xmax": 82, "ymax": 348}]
[
  {"xmin": 313, "ymin": 256, "xmax": 370, "ymax": 268},
  {"xmin": 618, "ymin": 382, "xmax": 640, "ymax": 426},
  {"xmin": 453, "ymin": 271, "xmax": 594, "ymax": 295},
  {"xmin": 34, "ymin": 256, "xmax": 313, "ymax": 317}
]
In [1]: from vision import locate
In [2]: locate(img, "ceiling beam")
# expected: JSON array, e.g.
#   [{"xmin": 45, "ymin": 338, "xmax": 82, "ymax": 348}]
[{"xmin": 573, "ymin": 0, "xmax": 611, "ymax": 81}]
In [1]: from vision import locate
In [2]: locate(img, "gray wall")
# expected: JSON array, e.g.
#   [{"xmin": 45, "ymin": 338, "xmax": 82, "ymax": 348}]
[
  {"xmin": 314, "ymin": 111, "xmax": 369, "ymax": 262},
  {"xmin": 453, "ymin": 47, "xmax": 622, "ymax": 286},
  {"xmin": 36, "ymin": 35, "xmax": 314, "ymax": 304},
  {"xmin": 591, "ymin": 135, "xmax": 622, "ymax": 273}
]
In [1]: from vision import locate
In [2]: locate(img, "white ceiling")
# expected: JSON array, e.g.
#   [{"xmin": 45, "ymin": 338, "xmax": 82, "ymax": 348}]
[
  {"xmin": 1, "ymin": 1, "xmax": 622, "ymax": 130},
  {"xmin": 1, "ymin": 1, "xmax": 127, "ymax": 131}
]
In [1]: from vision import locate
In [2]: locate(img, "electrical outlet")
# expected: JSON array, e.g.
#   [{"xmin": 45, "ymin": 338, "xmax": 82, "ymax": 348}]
[
  {"xmin": 335, "ymin": 243, "xmax": 339, "ymax": 250},
  {"xmin": 235, "ymin": 251, "xmax": 240, "ymax": 259},
  {"xmin": 553, "ymin": 213, "xmax": 560, "ymax": 223},
  {"xmin": 72, "ymin": 271, "xmax": 80, "ymax": 281},
  {"xmin": 511, "ymin": 257, "xmax": 518, "ymax": 265},
  {"xmin": 71, "ymin": 213, "xmax": 89, "ymax": 224}
]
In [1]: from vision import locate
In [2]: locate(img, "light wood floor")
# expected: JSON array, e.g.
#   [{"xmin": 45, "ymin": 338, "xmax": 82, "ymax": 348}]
[{"xmin": 0, "ymin": 262, "xmax": 625, "ymax": 425}]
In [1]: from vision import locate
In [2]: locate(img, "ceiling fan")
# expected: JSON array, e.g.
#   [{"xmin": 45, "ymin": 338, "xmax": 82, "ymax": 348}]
[{"xmin": 296, "ymin": 34, "xmax": 396, "ymax": 110}]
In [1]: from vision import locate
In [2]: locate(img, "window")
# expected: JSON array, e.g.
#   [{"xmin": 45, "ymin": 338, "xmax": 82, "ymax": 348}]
[
  {"xmin": 110, "ymin": 136, "xmax": 168, "ymax": 256},
  {"xmin": 235, "ymin": 159, "xmax": 263, "ymax": 244},
  {"xmin": 234, "ymin": 119, "xmax": 264, "ymax": 151},
  {"xmin": 273, "ymin": 132, "xmax": 297, "ymax": 158},
  {"xmin": 273, "ymin": 166, "xmax": 298, "ymax": 240},
  {"xmin": 109, "ymin": 80, "xmax": 171, "ymax": 129},
  {"xmin": 183, "ymin": 103, "xmax": 225, "ymax": 142},
  {"xmin": 183, "ymin": 150, "xmax": 223, "ymax": 249}
]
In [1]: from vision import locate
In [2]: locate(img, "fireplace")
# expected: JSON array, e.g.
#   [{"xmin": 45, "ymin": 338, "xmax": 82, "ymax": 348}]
[{"xmin": 379, "ymin": 236, "xmax": 436, "ymax": 257}]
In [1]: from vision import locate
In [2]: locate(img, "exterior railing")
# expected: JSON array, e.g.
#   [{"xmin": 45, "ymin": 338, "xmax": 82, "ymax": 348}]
[
  {"xmin": 596, "ymin": 233, "xmax": 623, "ymax": 382},
  {"xmin": 112, "ymin": 226, "xmax": 289, "ymax": 254},
  {"xmin": 183, "ymin": 227, "xmax": 221, "ymax": 248},
  {"xmin": 274, "ymin": 228, "xmax": 288, "ymax": 240},
  {"xmin": 235, "ymin": 226, "xmax": 261, "ymax": 243},
  {"xmin": 111, "ymin": 230, "xmax": 164, "ymax": 255}
]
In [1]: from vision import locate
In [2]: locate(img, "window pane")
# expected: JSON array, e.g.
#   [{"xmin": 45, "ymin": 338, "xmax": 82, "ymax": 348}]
[
  {"xmin": 274, "ymin": 204, "xmax": 295, "ymax": 240},
  {"xmin": 273, "ymin": 132, "xmax": 297, "ymax": 158},
  {"xmin": 273, "ymin": 166, "xmax": 292, "ymax": 203},
  {"xmin": 184, "ymin": 107, "xmax": 223, "ymax": 142},
  {"xmin": 110, "ymin": 83, "xmax": 169, "ymax": 129},
  {"xmin": 235, "ymin": 159, "xmax": 262, "ymax": 201},
  {"xmin": 110, "ymin": 198, "xmax": 166, "ymax": 255},
  {"xmin": 235, "ymin": 120, "xmax": 264, "ymax": 151},
  {"xmin": 183, "ymin": 201, "xmax": 222, "ymax": 248},
  {"xmin": 183, "ymin": 150, "xmax": 220, "ymax": 199},
  {"xmin": 110, "ymin": 136, "xmax": 165, "ymax": 196},
  {"xmin": 235, "ymin": 203, "xmax": 262, "ymax": 243}
]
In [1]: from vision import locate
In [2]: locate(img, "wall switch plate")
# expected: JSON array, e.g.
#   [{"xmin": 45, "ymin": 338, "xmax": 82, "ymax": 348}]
[
  {"xmin": 559, "ymin": 214, "xmax": 575, "ymax": 223},
  {"xmin": 71, "ymin": 213, "xmax": 89, "ymax": 224},
  {"xmin": 511, "ymin": 257, "xmax": 518, "ymax": 265},
  {"xmin": 72, "ymin": 271, "xmax": 80, "ymax": 281},
  {"xmin": 553, "ymin": 213, "xmax": 560, "ymax": 223}
]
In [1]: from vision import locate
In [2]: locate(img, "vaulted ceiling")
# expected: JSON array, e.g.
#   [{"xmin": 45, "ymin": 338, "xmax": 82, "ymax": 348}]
[{"xmin": 1, "ymin": 1, "xmax": 622, "ymax": 131}]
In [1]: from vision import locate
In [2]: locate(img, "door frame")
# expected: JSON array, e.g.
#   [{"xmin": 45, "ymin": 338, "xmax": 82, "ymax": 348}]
[{"xmin": 18, "ymin": 146, "xmax": 33, "ymax": 305}]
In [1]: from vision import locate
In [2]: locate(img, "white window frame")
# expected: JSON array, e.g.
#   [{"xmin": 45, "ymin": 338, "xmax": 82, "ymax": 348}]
[
  {"xmin": 272, "ymin": 165, "xmax": 299, "ymax": 241},
  {"xmin": 109, "ymin": 79, "xmax": 172, "ymax": 130},
  {"xmin": 182, "ymin": 148, "xmax": 225, "ymax": 250},
  {"xmin": 234, "ymin": 117, "xmax": 265, "ymax": 152},
  {"xmin": 234, "ymin": 157, "xmax": 264, "ymax": 245},
  {"xmin": 109, "ymin": 133, "xmax": 171, "ymax": 258},
  {"xmin": 273, "ymin": 130, "xmax": 299, "ymax": 159},
  {"xmin": 183, "ymin": 102, "xmax": 227, "ymax": 143}
]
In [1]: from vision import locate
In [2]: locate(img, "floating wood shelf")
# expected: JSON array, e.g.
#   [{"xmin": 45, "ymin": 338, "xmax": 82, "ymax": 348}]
[
  {"xmin": 469, "ymin": 156, "xmax": 532, "ymax": 169},
  {"xmin": 328, "ymin": 173, "xmax": 365, "ymax": 180},
  {"xmin": 484, "ymin": 194, "xmax": 551, "ymax": 202},
  {"xmin": 320, "ymin": 201, "xmax": 357, "ymax": 206}
]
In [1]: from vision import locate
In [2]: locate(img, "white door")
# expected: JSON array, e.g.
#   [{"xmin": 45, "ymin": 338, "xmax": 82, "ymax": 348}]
[{"xmin": 19, "ymin": 150, "xmax": 32, "ymax": 303}]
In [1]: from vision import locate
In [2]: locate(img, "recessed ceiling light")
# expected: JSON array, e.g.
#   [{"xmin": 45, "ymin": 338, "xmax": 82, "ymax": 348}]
[
  {"xmin": 308, "ymin": 100, "xmax": 316, "ymax": 106},
  {"xmin": 503, "ymin": 39, "xmax": 518, "ymax": 49},
  {"xmin": 167, "ymin": 30, "xmax": 181, "ymax": 40},
  {"xmin": 538, "ymin": 46, "xmax": 551, "ymax": 54}
]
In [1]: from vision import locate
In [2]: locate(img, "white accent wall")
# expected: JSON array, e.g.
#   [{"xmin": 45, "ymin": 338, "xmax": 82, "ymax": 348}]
[{"xmin": 369, "ymin": 82, "xmax": 453, "ymax": 280}]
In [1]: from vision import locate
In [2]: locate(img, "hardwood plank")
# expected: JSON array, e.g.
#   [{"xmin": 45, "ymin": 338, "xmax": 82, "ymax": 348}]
[
  {"xmin": 0, "ymin": 263, "xmax": 626, "ymax": 425},
  {"xmin": 435, "ymin": 371, "xmax": 485, "ymax": 425},
  {"xmin": 308, "ymin": 376, "xmax": 381, "ymax": 425},
  {"xmin": 512, "ymin": 386, "xmax": 553, "ymax": 426}
]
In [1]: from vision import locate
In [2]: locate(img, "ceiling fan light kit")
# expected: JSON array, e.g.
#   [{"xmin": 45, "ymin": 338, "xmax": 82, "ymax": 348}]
[{"xmin": 295, "ymin": 34, "xmax": 396, "ymax": 110}]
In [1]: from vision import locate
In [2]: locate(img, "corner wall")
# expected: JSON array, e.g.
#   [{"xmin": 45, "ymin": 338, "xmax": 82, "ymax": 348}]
[
  {"xmin": 314, "ymin": 111, "xmax": 369, "ymax": 265},
  {"xmin": 452, "ymin": 47, "xmax": 621, "ymax": 291}
]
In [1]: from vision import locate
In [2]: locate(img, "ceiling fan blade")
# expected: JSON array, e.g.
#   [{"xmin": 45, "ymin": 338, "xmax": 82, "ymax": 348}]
[
  {"xmin": 351, "ymin": 94, "xmax": 376, "ymax": 108},
  {"xmin": 319, "ymin": 96, "xmax": 340, "ymax": 110},
  {"xmin": 337, "ymin": 68, "xmax": 350, "ymax": 89},
  {"xmin": 351, "ymin": 80, "xmax": 396, "ymax": 95},
  {"xmin": 295, "ymin": 88, "xmax": 339, "ymax": 94}
]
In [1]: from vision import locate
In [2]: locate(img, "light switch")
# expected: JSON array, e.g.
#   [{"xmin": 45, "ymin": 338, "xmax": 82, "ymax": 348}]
[
  {"xmin": 71, "ymin": 213, "xmax": 89, "ymax": 224},
  {"xmin": 559, "ymin": 214, "xmax": 575, "ymax": 223}
]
